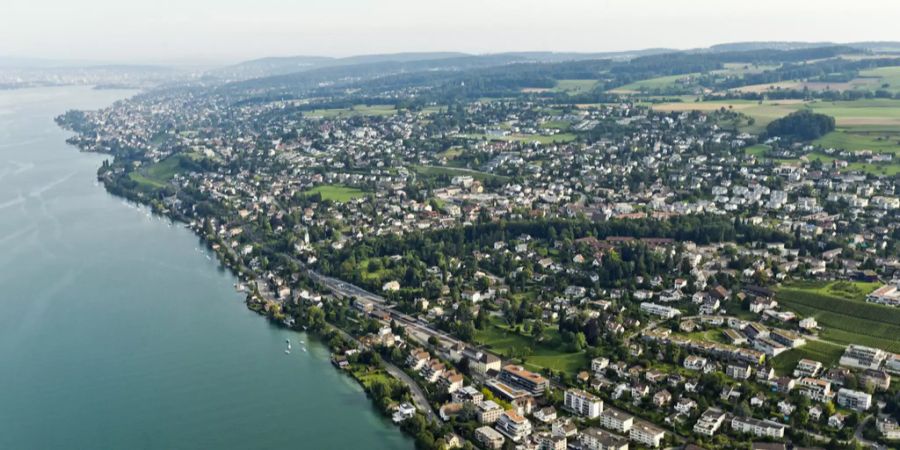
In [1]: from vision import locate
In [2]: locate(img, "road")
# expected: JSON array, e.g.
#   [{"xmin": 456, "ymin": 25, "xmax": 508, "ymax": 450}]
[{"xmin": 384, "ymin": 361, "xmax": 438, "ymax": 423}]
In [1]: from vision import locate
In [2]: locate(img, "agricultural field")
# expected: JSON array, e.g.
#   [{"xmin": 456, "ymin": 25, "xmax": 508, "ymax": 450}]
[
  {"xmin": 553, "ymin": 79, "xmax": 598, "ymax": 95},
  {"xmin": 810, "ymin": 99, "xmax": 900, "ymax": 128},
  {"xmin": 475, "ymin": 318, "xmax": 586, "ymax": 375},
  {"xmin": 302, "ymin": 184, "xmax": 368, "ymax": 202},
  {"xmin": 857, "ymin": 65, "xmax": 900, "ymax": 94},
  {"xmin": 776, "ymin": 281, "xmax": 900, "ymax": 353},
  {"xmin": 652, "ymin": 99, "xmax": 806, "ymax": 132}
]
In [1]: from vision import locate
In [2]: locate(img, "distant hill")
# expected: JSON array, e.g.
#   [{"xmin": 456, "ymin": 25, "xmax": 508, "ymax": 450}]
[
  {"xmin": 707, "ymin": 41, "xmax": 900, "ymax": 53},
  {"xmin": 209, "ymin": 52, "xmax": 471, "ymax": 81}
]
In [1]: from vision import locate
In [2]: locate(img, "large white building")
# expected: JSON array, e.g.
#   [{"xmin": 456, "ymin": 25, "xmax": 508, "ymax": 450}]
[
  {"xmin": 840, "ymin": 345, "xmax": 887, "ymax": 370},
  {"xmin": 564, "ymin": 388, "xmax": 604, "ymax": 419},
  {"xmin": 599, "ymin": 409, "xmax": 634, "ymax": 433},
  {"xmin": 731, "ymin": 416, "xmax": 785, "ymax": 438},
  {"xmin": 630, "ymin": 421, "xmax": 665, "ymax": 448},
  {"xmin": 837, "ymin": 388, "xmax": 873, "ymax": 412},
  {"xmin": 580, "ymin": 427, "xmax": 629, "ymax": 450},
  {"xmin": 495, "ymin": 410, "xmax": 532, "ymax": 442},
  {"xmin": 693, "ymin": 408, "xmax": 727, "ymax": 437},
  {"xmin": 640, "ymin": 302, "xmax": 681, "ymax": 319}
]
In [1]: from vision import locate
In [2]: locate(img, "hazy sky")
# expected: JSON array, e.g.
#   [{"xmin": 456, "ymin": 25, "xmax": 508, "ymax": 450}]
[{"xmin": 2, "ymin": 0, "xmax": 899, "ymax": 65}]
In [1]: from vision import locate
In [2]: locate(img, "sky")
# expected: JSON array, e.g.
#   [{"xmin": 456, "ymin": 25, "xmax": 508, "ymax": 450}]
[{"xmin": 2, "ymin": 0, "xmax": 900, "ymax": 66}]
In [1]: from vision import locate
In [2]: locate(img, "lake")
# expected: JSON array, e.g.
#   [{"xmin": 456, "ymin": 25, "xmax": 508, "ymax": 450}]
[{"xmin": 0, "ymin": 86, "xmax": 412, "ymax": 450}]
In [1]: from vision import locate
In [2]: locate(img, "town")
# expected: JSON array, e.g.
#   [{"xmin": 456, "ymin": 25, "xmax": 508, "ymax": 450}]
[{"xmin": 57, "ymin": 45, "xmax": 900, "ymax": 450}]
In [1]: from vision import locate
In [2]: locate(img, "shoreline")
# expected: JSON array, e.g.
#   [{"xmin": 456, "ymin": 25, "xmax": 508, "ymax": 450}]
[{"xmin": 57, "ymin": 119, "xmax": 429, "ymax": 448}]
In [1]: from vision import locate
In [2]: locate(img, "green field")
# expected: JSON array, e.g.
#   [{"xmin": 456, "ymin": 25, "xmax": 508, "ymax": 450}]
[
  {"xmin": 777, "ymin": 281, "xmax": 900, "ymax": 353},
  {"xmin": 610, "ymin": 73, "xmax": 699, "ymax": 94},
  {"xmin": 771, "ymin": 340, "xmax": 845, "ymax": 376},
  {"xmin": 814, "ymin": 129, "xmax": 900, "ymax": 154},
  {"xmin": 304, "ymin": 104, "xmax": 398, "ymax": 118},
  {"xmin": 302, "ymin": 184, "xmax": 368, "ymax": 202},
  {"xmin": 475, "ymin": 319, "xmax": 587, "ymax": 375}
]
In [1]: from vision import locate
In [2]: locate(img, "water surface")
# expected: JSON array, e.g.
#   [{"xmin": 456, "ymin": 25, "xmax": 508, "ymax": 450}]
[{"xmin": 0, "ymin": 86, "xmax": 411, "ymax": 450}]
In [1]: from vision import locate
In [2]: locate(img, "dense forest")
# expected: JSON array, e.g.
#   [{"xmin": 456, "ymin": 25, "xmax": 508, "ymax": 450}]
[{"xmin": 765, "ymin": 109, "xmax": 836, "ymax": 140}]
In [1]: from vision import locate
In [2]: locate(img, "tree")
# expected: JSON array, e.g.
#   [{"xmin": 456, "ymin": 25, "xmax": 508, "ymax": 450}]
[{"xmin": 532, "ymin": 320, "xmax": 545, "ymax": 339}]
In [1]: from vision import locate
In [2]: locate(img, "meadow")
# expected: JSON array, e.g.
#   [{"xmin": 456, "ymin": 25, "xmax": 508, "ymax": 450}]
[
  {"xmin": 304, "ymin": 104, "xmax": 399, "ymax": 118},
  {"xmin": 129, "ymin": 153, "xmax": 197, "ymax": 189}
]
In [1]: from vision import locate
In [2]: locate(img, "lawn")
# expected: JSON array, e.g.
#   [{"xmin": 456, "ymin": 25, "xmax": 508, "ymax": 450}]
[
  {"xmin": 302, "ymin": 184, "xmax": 368, "ymax": 202},
  {"xmin": 475, "ymin": 319, "xmax": 587, "ymax": 375},
  {"xmin": 776, "ymin": 281, "xmax": 900, "ymax": 353},
  {"xmin": 540, "ymin": 120, "xmax": 573, "ymax": 130},
  {"xmin": 771, "ymin": 340, "xmax": 845, "ymax": 376}
]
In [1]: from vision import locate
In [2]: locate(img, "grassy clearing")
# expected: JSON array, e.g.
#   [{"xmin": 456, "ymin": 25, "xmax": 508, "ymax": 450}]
[
  {"xmin": 302, "ymin": 184, "xmax": 368, "ymax": 202},
  {"xmin": 475, "ymin": 319, "xmax": 586, "ymax": 375},
  {"xmin": 777, "ymin": 281, "xmax": 900, "ymax": 352},
  {"xmin": 771, "ymin": 340, "xmax": 845, "ymax": 376},
  {"xmin": 745, "ymin": 144, "xmax": 771, "ymax": 157}
]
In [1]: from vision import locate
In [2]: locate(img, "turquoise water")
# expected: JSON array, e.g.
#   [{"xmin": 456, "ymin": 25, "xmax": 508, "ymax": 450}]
[{"xmin": 0, "ymin": 87, "xmax": 412, "ymax": 450}]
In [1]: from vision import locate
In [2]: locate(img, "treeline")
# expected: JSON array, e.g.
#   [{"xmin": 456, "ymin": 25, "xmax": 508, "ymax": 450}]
[{"xmin": 319, "ymin": 216, "xmax": 793, "ymax": 282}]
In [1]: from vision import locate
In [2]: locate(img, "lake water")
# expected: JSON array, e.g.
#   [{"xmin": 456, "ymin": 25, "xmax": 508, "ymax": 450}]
[{"xmin": 0, "ymin": 86, "xmax": 412, "ymax": 450}]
